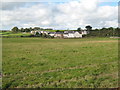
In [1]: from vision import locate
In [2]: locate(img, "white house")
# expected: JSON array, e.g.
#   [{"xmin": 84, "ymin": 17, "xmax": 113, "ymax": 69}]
[
  {"xmin": 74, "ymin": 32, "xmax": 82, "ymax": 38},
  {"xmin": 40, "ymin": 31, "xmax": 49, "ymax": 35},
  {"xmin": 63, "ymin": 31, "xmax": 82, "ymax": 38},
  {"xmin": 63, "ymin": 33, "xmax": 68, "ymax": 38},
  {"xmin": 30, "ymin": 31, "xmax": 35, "ymax": 34},
  {"xmin": 49, "ymin": 32, "xmax": 56, "ymax": 37},
  {"xmin": 81, "ymin": 30, "xmax": 89, "ymax": 35},
  {"xmin": 31, "ymin": 30, "xmax": 50, "ymax": 35},
  {"xmin": 54, "ymin": 32, "xmax": 63, "ymax": 38},
  {"xmin": 31, "ymin": 29, "xmax": 88, "ymax": 38},
  {"xmin": 67, "ymin": 33, "xmax": 74, "ymax": 38}
]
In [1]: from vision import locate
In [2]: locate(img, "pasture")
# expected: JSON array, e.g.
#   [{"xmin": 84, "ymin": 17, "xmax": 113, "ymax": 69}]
[
  {"xmin": 1, "ymin": 31, "xmax": 31, "ymax": 37},
  {"xmin": 2, "ymin": 37, "xmax": 118, "ymax": 88}
]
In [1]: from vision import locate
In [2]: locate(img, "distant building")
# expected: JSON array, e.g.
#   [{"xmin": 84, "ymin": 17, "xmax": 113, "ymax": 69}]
[
  {"xmin": 30, "ymin": 31, "xmax": 35, "ymax": 34},
  {"xmin": 63, "ymin": 31, "xmax": 82, "ymax": 38},
  {"xmin": 54, "ymin": 32, "xmax": 64, "ymax": 38},
  {"xmin": 31, "ymin": 30, "xmax": 49, "ymax": 35},
  {"xmin": 31, "ymin": 29, "xmax": 89, "ymax": 38},
  {"xmin": 40, "ymin": 31, "xmax": 49, "ymax": 35},
  {"xmin": 81, "ymin": 30, "xmax": 89, "ymax": 35},
  {"xmin": 74, "ymin": 31, "xmax": 82, "ymax": 38},
  {"xmin": 48, "ymin": 32, "xmax": 56, "ymax": 37}
]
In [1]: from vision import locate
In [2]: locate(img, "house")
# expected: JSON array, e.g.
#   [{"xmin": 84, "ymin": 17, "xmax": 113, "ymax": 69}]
[
  {"xmin": 74, "ymin": 31, "xmax": 82, "ymax": 38},
  {"xmin": 30, "ymin": 31, "xmax": 35, "ymax": 34},
  {"xmin": 48, "ymin": 31, "xmax": 82, "ymax": 38},
  {"xmin": 81, "ymin": 30, "xmax": 89, "ymax": 35},
  {"xmin": 48, "ymin": 32, "xmax": 56, "ymax": 37},
  {"xmin": 63, "ymin": 31, "xmax": 82, "ymax": 38},
  {"xmin": 40, "ymin": 31, "xmax": 50, "ymax": 35},
  {"xmin": 63, "ymin": 31, "xmax": 74, "ymax": 38},
  {"xmin": 31, "ymin": 30, "xmax": 50, "ymax": 35},
  {"xmin": 31, "ymin": 29, "xmax": 89, "ymax": 38},
  {"xmin": 54, "ymin": 32, "xmax": 64, "ymax": 38}
]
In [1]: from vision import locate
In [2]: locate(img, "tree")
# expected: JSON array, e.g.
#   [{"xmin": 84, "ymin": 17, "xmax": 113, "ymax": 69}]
[
  {"xmin": 56, "ymin": 30, "xmax": 60, "ymax": 32},
  {"xmin": 45, "ymin": 28, "xmax": 53, "ymax": 30},
  {"xmin": 11, "ymin": 27, "xmax": 19, "ymax": 33},
  {"xmin": 101, "ymin": 27, "xmax": 106, "ymax": 30},
  {"xmin": 77, "ymin": 27, "xmax": 81, "ymax": 31},
  {"xmin": 20, "ymin": 28, "xmax": 25, "ymax": 32},
  {"xmin": 115, "ymin": 27, "xmax": 120, "ymax": 36},
  {"xmin": 108, "ymin": 27, "xmax": 113, "ymax": 30},
  {"xmin": 35, "ymin": 32, "xmax": 40, "ymax": 36},
  {"xmin": 29, "ymin": 27, "xmax": 33, "ymax": 31},
  {"xmin": 33, "ymin": 27, "xmax": 40, "ymax": 30},
  {"xmin": 24, "ymin": 28, "xmax": 30, "ymax": 32},
  {"xmin": 85, "ymin": 25, "xmax": 92, "ymax": 31}
]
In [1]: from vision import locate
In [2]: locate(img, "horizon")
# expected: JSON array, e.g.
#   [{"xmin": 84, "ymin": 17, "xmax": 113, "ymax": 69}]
[{"xmin": 0, "ymin": 0, "xmax": 119, "ymax": 30}]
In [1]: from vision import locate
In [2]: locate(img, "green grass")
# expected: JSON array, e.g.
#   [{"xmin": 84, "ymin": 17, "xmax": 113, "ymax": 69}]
[
  {"xmin": 2, "ymin": 38, "xmax": 118, "ymax": 88},
  {"xmin": 1, "ymin": 31, "xmax": 31, "ymax": 37}
]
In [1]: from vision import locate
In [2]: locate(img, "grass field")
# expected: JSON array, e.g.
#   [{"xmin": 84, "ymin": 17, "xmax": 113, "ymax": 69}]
[
  {"xmin": 1, "ymin": 32, "xmax": 31, "ymax": 37},
  {"xmin": 2, "ymin": 37, "xmax": 118, "ymax": 88}
]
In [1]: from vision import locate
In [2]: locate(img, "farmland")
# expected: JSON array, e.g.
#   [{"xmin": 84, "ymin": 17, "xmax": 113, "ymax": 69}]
[
  {"xmin": 2, "ymin": 37, "xmax": 118, "ymax": 88},
  {"xmin": 1, "ymin": 31, "xmax": 31, "ymax": 37}
]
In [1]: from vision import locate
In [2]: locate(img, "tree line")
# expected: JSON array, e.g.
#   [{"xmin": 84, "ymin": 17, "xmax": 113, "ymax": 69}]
[
  {"xmin": 77, "ymin": 26, "xmax": 119, "ymax": 37},
  {"xmin": 11, "ymin": 27, "xmax": 53, "ymax": 33},
  {"xmin": 11, "ymin": 26, "xmax": 120, "ymax": 37},
  {"xmin": 85, "ymin": 27, "xmax": 120, "ymax": 37}
]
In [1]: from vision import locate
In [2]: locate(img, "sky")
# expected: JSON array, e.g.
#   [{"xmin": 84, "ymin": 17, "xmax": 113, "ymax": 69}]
[{"xmin": 0, "ymin": 0, "xmax": 119, "ymax": 30}]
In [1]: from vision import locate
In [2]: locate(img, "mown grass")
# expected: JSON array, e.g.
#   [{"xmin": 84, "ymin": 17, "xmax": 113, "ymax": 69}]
[{"xmin": 2, "ymin": 37, "xmax": 118, "ymax": 88}]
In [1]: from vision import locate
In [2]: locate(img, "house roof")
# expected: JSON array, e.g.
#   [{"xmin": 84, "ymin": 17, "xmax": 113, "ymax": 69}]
[
  {"xmin": 48, "ymin": 31, "xmax": 82, "ymax": 35},
  {"xmin": 74, "ymin": 31, "xmax": 81, "ymax": 34},
  {"xmin": 55, "ymin": 32, "xmax": 64, "ymax": 34},
  {"xmin": 64, "ymin": 31, "xmax": 75, "ymax": 34},
  {"xmin": 49, "ymin": 32, "xmax": 56, "ymax": 34}
]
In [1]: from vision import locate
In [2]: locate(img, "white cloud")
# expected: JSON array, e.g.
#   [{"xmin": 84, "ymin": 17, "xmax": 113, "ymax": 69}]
[
  {"xmin": 0, "ymin": 0, "xmax": 118, "ymax": 30},
  {"xmin": 1, "ymin": 2, "xmax": 26, "ymax": 10}
]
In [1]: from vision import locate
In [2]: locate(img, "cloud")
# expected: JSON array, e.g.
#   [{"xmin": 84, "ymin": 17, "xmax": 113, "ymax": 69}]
[
  {"xmin": 1, "ymin": 2, "xmax": 27, "ymax": 10},
  {"xmin": 0, "ymin": 0, "xmax": 118, "ymax": 30},
  {"xmin": 54, "ymin": 0, "xmax": 118, "ymax": 29}
]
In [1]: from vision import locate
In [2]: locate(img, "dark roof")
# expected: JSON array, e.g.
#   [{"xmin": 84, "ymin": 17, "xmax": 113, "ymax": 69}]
[
  {"xmin": 55, "ymin": 32, "xmax": 64, "ymax": 34},
  {"xmin": 75, "ymin": 31, "xmax": 81, "ymax": 34},
  {"xmin": 49, "ymin": 32, "xmax": 55, "ymax": 34},
  {"xmin": 64, "ymin": 31, "xmax": 75, "ymax": 34}
]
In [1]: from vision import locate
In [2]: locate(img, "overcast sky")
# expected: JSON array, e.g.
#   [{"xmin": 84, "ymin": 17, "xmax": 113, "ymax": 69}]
[{"xmin": 0, "ymin": 0, "xmax": 119, "ymax": 30}]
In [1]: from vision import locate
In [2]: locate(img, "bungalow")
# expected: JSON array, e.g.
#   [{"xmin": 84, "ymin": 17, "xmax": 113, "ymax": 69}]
[
  {"xmin": 63, "ymin": 31, "xmax": 82, "ymax": 38},
  {"xmin": 30, "ymin": 31, "xmax": 41, "ymax": 35},
  {"xmin": 73, "ymin": 31, "xmax": 82, "ymax": 38},
  {"xmin": 48, "ymin": 31, "xmax": 82, "ymax": 38},
  {"xmin": 40, "ymin": 31, "xmax": 50, "ymax": 35},
  {"xmin": 48, "ymin": 32, "xmax": 56, "ymax": 37},
  {"xmin": 54, "ymin": 32, "xmax": 64, "ymax": 38},
  {"xmin": 81, "ymin": 30, "xmax": 89, "ymax": 35},
  {"xmin": 30, "ymin": 30, "xmax": 50, "ymax": 35}
]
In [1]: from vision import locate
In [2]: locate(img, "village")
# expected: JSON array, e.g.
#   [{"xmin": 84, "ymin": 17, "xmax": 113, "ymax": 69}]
[{"xmin": 30, "ymin": 29, "xmax": 89, "ymax": 38}]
